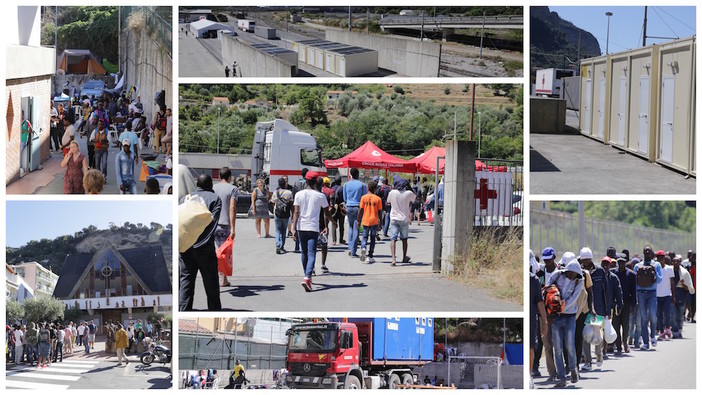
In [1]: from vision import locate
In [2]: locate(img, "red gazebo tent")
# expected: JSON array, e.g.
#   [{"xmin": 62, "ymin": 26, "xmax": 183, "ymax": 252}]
[
  {"xmin": 324, "ymin": 140, "xmax": 417, "ymax": 173},
  {"xmin": 409, "ymin": 146, "xmax": 502, "ymax": 174}
]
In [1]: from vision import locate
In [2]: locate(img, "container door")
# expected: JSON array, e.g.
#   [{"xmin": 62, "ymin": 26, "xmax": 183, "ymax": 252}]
[
  {"xmin": 638, "ymin": 76, "xmax": 650, "ymax": 154},
  {"xmin": 617, "ymin": 77, "xmax": 627, "ymax": 146},
  {"xmin": 30, "ymin": 95, "xmax": 42, "ymax": 171},
  {"xmin": 659, "ymin": 76, "xmax": 675, "ymax": 163},
  {"xmin": 597, "ymin": 77, "xmax": 606, "ymax": 139},
  {"xmin": 340, "ymin": 58, "xmax": 346, "ymax": 77},
  {"xmin": 325, "ymin": 53, "xmax": 334, "ymax": 73},
  {"xmin": 316, "ymin": 50, "xmax": 323, "ymax": 69},
  {"xmin": 584, "ymin": 79, "xmax": 592, "ymax": 133}
]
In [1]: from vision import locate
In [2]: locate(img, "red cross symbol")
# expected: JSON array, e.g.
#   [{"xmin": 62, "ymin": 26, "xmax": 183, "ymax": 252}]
[
  {"xmin": 475, "ymin": 178, "xmax": 497, "ymax": 210},
  {"xmin": 542, "ymin": 74, "xmax": 546, "ymax": 88}
]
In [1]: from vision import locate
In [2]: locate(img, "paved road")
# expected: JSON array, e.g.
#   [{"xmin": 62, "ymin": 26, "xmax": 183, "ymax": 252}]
[
  {"xmin": 186, "ymin": 218, "xmax": 521, "ymax": 312},
  {"xmin": 179, "ymin": 27, "xmax": 225, "ymax": 77},
  {"xmin": 533, "ymin": 322, "xmax": 696, "ymax": 389},
  {"xmin": 6, "ymin": 355, "xmax": 171, "ymax": 389}
]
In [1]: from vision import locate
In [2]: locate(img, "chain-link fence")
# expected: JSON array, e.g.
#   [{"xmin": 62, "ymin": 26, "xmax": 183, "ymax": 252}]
[{"xmin": 531, "ymin": 208, "xmax": 696, "ymax": 258}]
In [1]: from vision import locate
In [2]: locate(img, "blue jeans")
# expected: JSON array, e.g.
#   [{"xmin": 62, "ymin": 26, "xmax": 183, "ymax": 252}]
[
  {"xmin": 26, "ymin": 344, "xmax": 37, "ymax": 365},
  {"xmin": 671, "ymin": 300, "xmax": 686, "ymax": 335},
  {"xmin": 635, "ymin": 290, "xmax": 658, "ymax": 346},
  {"xmin": 628, "ymin": 308, "xmax": 636, "ymax": 341},
  {"xmin": 551, "ymin": 314, "xmax": 576, "ymax": 381},
  {"xmin": 346, "ymin": 206, "xmax": 360, "ymax": 255},
  {"xmin": 382, "ymin": 208, "xmax": 390, "ymax": 235},
  {"xmin": 274, "ymin": 218, "xmax": 288, "ymax": 249},
  {"xmin": 299, "ymin": 231, "xmax": 318, "ymax": 278},
  {"xmin": 95, "ymin": 149, "xmax": 108, "ymax": 177},
  {"xmin": 120, "ymin": 178, "xmax": 137, "ymax": 194},
  {"xmin": 656, "ymin": 296, "xmax": 671, "ymax": 330},
  {"xmin": 360, "ymin": 224, "xmax": 377, "ymax": 255},
  {"xmin": 84, "ymin": 339, "xmax": 90, "ymax": 353}
]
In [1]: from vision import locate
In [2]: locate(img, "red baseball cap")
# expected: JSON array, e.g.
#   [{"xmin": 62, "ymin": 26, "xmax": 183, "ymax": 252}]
[
  {"xmin": 305, "ymin": 171, "xmax": 320, "ymax": 180},
  {"xmin": 601, "ymin": 256, "xmax": 611, "ymax": 264},
  {"xmin": 655, "ymin": 249, "xmax": 666, "ymax": 256}
]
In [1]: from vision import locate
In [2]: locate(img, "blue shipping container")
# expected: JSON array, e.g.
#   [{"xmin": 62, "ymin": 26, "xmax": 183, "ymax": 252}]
[{"xmin": 342, "ymin": 318, "xmax": 434, "ymax": 362}]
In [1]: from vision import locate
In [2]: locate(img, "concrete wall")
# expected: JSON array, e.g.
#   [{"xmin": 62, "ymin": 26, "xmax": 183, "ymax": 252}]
[
  {"xmin": 221, "ymin": 35, "xmax": 295, "ymax": 78},
  {"xmin": 530, "ymin": 97, "xmax": 566, "ymax": 133},
  {"xmin": 441, "ymin": 141, "xmax": 475, "ymax": 271},
  {"xmin": 6, "ymin": 76, "xmax": 53, "ymax": 184},
  {"xmin": 325, "ymin": 29, "xmax": 441, "ymax": 77},
  {"xmin": 119, "ymin": 20, "xmax": 173, "ymax": 122}
]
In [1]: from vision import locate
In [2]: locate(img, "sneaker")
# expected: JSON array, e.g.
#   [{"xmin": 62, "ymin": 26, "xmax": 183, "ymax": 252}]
[
  {"xmin": 368, "ymin": 257, "xmax": 375, "ymax": 264},
  {"xmin": 531, "ymin": 371, "xmax": 542, "ymax": 378},
  {"xmin": 651, "ymin": 338, "xmax": 657, "ymax": 347},
  {"xmin": 281, "ymin": 248, "xmax": 287, "ymax": 253},
  {"xmin": 641, "ymin": 344, "xmax": 650, "ymax": 351},
  {"xmin": 554, "ymin": 380, "xmax": 566, "ymax": 388},
  {"xmin": 360, "ymin": 249, "xmax": 366, "ymax": 262},
  {"xmin": 580, "ymin": 363, "xmax": 592, "ymax": 371},
  {"xmin": 276, "ymin": 247, "xmax": 281, "ymax": 254},
  {"xmin": 570, "ymin": 369, "xmax": 579, "ymax": 383},
  {"xmin": 624, "ymin": 344, "xmax": 631, "ymax": 353},
  {"xmin": 547, "ymin": 375, "xmax": 558, "ymax": 383},
  {"xmin": 301, "ymin": 278, "xmax": 312, "ymax": 292},
  {"xmin": 596, "ymin": 359, "xmax": 602, "ymax": 368},
  {"xmin": 666, "ymin": 327, "xmax": 673, "ymax": 339},
  {"xmin": 321, "ymin": 265, "xmax": 329, "ymax": 273},
  {"xmin": 375, "ymin": 234, "xmax": 381, "ymax": 241}
]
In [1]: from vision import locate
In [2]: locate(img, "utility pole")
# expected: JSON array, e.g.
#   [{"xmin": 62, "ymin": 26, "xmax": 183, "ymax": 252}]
[
  {"xmin": 366, "ymin": 7, "xmax": 369, "ymax": 34},
  {"xmin": 479, "ymin": 11, "xmax": 486, "ymax": 59},
  {"xmin": 469, "ymin": 84, "xmax": 475, "ymax": 140},
  {"xmin": 217, "ymin": 107, "xmax": 221, "ymax": 154},
  {"xmin": 420, "ymin": 11, "xmax": 425, "ymax": 41},
  {"xmin": 643, "ymin": 6, "xmax": 648, "ymax": 47},
  {"xmin": 348, "ymin": 7, "xmax": 352, "ymax": 32},
  {"xmin": 478, "ymin": 111, "xmax": 482, "ymax": 158},
  {"xmin": 54, "ymin": 6, "xmax": 58, "ymax": 50},
  {"xmin": 605, "ymin": 12, "xmax": 613, "ymax": 55}
]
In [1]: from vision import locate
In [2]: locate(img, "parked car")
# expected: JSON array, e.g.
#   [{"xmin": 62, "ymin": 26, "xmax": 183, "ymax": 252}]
[{"xmin": 80, "ymin": 80, "xmax": 105, "ymax": 101}]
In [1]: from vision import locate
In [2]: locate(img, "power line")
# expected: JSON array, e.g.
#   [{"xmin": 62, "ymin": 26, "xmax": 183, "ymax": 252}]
[
  {"xmin": 650, "ymin": 7, "xmax": 679, "ymax": 39},
  {"xmin": 653, "ymin": 6, "xmax": 694, "ymax": 32}
]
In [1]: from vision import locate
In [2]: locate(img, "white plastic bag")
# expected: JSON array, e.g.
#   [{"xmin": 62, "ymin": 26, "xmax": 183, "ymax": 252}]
[
  {"xmin": 603, "ymin": 317, "xmax": 617, "ymax": 344},
  {"xmin": 582, "ymin": 324, "xmax": 595, "ymax": 344}
]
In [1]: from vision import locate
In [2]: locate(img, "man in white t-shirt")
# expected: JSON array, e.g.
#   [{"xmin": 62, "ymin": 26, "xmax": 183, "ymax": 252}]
[
  {"xmin": 656, "ymin": 252, "xmax": 676, "ymax": 340},
  {"xmin": 76, "ymin": 322, "xmax": 86, "ymax": 346},
  {"xmin": 387, "ymin": 176, "xmax": 416, "ymax": 266},
  {"xmin": 291, "ymin": 171, "xmax": 331, "ymax": 292},
  {"xmin": 61, "ymin": 114, "xmax": 76, "ymax": 151}
]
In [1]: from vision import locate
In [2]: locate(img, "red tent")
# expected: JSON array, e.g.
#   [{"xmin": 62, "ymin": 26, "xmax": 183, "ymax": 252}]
[
  {"xmin": 410, "ymin": 147, "xmax": 502, "ymax": 174},
  {"xmin": 324, "ymin": 141, "xmax": 417, "ymax": 173}
]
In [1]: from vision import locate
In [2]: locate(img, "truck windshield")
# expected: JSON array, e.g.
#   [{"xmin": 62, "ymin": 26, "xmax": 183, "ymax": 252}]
[
  {"xmin": 300, "ymin": 148, "xmax": 323, "ymax": 168},
  {"xmin": 289, "ymin": 328, "xmax": 337, "ymax": 352}
]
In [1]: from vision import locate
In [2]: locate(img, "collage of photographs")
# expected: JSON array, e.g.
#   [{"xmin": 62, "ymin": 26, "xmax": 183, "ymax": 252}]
[{"xmin": 0, "ymin": 1, "xmax": 697, "ymax": 392}]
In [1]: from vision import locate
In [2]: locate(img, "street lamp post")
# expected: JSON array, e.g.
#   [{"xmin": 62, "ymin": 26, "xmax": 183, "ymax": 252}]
[
  {"xmin": 477, "ymin": 111, "xmax": 482, "ymax": 158},
  {"xmin": 605, "ymin": 12, "xmax": 613, "ymax": 55},
  {"xmin": 217, "ymin": 107, "xmax": 221, "ymax": 154}
]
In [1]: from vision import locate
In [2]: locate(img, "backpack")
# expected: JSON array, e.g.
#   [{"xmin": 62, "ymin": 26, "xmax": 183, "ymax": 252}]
[
  {"xmin": 39, "ymin": 329, "xmax": 49, "ymax": 342},
  {"xmin": 274, "ymin": 190, "xmax": 291, "ymax": 219},
  {"xmin": 542, "ymin": 284, "xmax": 565, "ymax": 317},
  {"xmin": 157, "ymin": 112, "xmax": 167, "ymax": 130},
  {"xmin": 636, "ymin": 264, "xmax": 657, "ymax": 287}
]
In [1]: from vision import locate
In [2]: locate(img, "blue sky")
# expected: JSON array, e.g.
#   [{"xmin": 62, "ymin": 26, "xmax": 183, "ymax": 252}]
[
  {"xmin": 549, "ymin": 6, "xmax": 696, "ymax": 53},
  {"xmin": 6, "ymin": 201, "xmax": 172, "ymax": 247}
]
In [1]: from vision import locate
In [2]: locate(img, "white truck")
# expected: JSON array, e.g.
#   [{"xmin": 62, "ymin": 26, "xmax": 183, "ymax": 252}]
[
  {"xmin": 534, "ymin": 68, "xmax": 575, "ymax": 97},
  {"xmin": 237, "ymin": 19, "xmax": 255, "ymax": 32},
  {"xmin": 251, "ymin": 119, "xmax": 327, "ymax": 189}
]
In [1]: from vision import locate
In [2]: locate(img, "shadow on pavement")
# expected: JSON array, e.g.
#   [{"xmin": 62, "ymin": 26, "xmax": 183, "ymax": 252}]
[
  {"xmin": 148, "ymin": 375, "xmax": 173, "ymax": 389},
  {"xmin": 227, "ymin": 284, "xmax": 285, "ymax": 298},
  {"xmin": 529, "ymin": 146, "xmax": 560, "ymax": 173},
  {"xmin": 312, "ymin": 282, "xmax": 368, "ymax": 292}
]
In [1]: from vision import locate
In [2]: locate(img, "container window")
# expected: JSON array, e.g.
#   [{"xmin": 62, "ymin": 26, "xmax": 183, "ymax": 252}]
[
  {"xmin": 428, "ymin": 319, "xmax": 433, "ymax": 327},
  {"xmin": 421, "ymin": 318, "xmax": 426, "ymax": 326},
  {"xmin": 415, "ymin": 318, "xmax": 420, "ymax": 325}
]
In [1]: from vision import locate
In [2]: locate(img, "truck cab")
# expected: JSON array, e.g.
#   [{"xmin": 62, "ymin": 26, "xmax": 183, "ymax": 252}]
[
  {"xmin": 251, "ymin": 119, "xmax": 326, "ymax": 189},
  {"xmin": 285, "ymin": 322, "xmax": 362, "ymax": 389}
]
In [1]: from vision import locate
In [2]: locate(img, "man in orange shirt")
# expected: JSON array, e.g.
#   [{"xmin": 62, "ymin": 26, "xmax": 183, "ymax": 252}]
[{"xmin": 356, "ymin": 181, "xmax": 383, "ymax": 264}]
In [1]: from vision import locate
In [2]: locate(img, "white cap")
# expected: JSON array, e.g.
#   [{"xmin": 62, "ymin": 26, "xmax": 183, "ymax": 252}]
[
  {"xmin": 122, "ymin": 139, "xmax": 131, "ymax": 146},
  {"xmin": 558, "ymin": 251, "xmax": 577, "ymax": 266},
  {"xmin": 579, "ymin": 247, "xmax": 593, "ymax": 260}
]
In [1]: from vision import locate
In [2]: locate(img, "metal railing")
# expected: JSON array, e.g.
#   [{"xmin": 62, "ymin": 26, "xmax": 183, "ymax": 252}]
[{"xmin": 531, "ymin": 208, "xmax": 695, "ymax": 258}]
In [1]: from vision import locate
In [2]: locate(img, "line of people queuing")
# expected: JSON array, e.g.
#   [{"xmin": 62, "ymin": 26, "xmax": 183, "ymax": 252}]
[
  {"xmin": 7, "ymin": 320, "xmax": 97, "ymax": 368},
  {"xmin": 179, "ymin": 166, "xmax": 441, "ymax": 310},
  {"xmin": 52, "ymin": 90, "xmax": 172, "ymax": 195},
  {"xmin": 529, "ymin": 246, "xmax": 696, "ymax": 388}
]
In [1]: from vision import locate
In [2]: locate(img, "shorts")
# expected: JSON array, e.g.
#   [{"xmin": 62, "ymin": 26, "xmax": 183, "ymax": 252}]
[
  {"xmin": 39, "ymin": 342, "xmax": 50, "ymax": 357},
  {"xmin": 89, "ymin": 333, "xmax": 96, "ymax": 342},
  {"xmin": 389, "ymin": 220, "xmax": 409, "ymax": 241}
]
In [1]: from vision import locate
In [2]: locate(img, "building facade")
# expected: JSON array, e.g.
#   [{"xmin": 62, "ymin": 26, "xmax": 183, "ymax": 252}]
[{"xmin": 12, "ymin": 261, "xmax": 59, "ymax": 298}]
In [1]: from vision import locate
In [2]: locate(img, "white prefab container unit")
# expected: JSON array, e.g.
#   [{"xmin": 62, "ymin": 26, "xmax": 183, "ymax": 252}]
[
  {"xmin": 292, "ymin": 39, "xmax": 325, "ymax": 63},
  {"xmin": 579, "ymin": 56, "xmax": 608, "ymax": 142},
  {"xmin": 250, "ymin": 43, "xmax": 298, "ymax": 68},
  {"xmin": 606, "ymin": 45, "xmax": 656, "ymax": 154},
  {"xmin": 325, "ymin": 46, "xmax": 378, "ymax": 77},
  {"xmin": 189, "ymin": 19, "xmax": 235, "ymax": 38},
  {"xmin": 655, "ymin": 36, "xmax": 696, "ymax": 174}
]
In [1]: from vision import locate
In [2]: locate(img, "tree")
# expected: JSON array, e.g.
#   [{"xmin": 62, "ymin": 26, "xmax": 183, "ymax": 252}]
[
  {"xmin": 23, "ymin": 296, "xmax": 65, "ymax": 324},
  {"xmin": 7, "ymin": 299, "xmax": 25, "ymax": 324},
  {"xmin": 63, "ymin": 306, "xmax": 83, "ymax": 324}
]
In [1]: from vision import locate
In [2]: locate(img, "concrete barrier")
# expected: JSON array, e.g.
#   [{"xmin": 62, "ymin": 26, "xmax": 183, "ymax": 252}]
[
  {"xmin": 221, "ymin": 34, "xmax": 296, "ymax": 78},
  {"xmin": 325, "ymin": 29, "xmax": 441, "ymax": 77},
  {"xmin": 530, "ymin": 97, "xmax": 566, "ymax": 133}
]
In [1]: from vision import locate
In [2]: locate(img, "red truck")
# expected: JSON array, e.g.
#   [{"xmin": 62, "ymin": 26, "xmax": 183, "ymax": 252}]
[{"xmin": 285, "ymin": 318, "xmax": 434, "ymax": 389}]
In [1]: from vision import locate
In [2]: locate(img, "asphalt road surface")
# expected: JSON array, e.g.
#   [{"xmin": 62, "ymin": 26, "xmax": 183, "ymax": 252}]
[
  {"xmin": 6, "ymin": 357, "xmax": 171, "ymax": 389},
  {"xmin": 533, "ymin": 322, "xmax": 696, "ymax": 389},
  {"xmin": 530, "ymin": 110, "xmax": 695, "ymax": 195},
  {"xmin": 185, "ymin": 218, "xmax": 521, "ymax": 312},
  {"xmin": 179, "ymin": 27, "xmax": 225, "ymax": 78}
]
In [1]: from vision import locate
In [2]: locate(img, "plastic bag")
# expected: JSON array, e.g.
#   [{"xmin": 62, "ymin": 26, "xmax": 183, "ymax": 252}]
[
  {"xmin": 217, "ymin": 235, "xmax": 234, "ymax": 276},
  {"xmin": 603, "ymin": 317, "xmax": 617, "ymax": 344},
  {"xmin": 178, "ymin": 195, "xmax": 213, "ymax": 253},
  {"xmin": 591, "ymin": 325, "xmax": 603, "ymax": 344},
  {"xmin": 582, "ymin": 324, "xmax": 595, "ymax": 344}
]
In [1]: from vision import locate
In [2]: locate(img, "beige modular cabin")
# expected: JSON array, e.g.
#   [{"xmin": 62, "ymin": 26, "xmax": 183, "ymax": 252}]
[
  {"xmin": 579, "ymin": 36, "xmax": 696, "ymax": 175},
  {"xmin": 291, "ymin": 39, "xmax": 378, "ymax": 77}
]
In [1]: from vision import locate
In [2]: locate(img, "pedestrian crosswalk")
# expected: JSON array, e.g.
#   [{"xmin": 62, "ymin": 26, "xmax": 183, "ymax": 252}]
[{"xmin": 6, "ymin": 360, "xmax": 100, "ymax": 390}]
